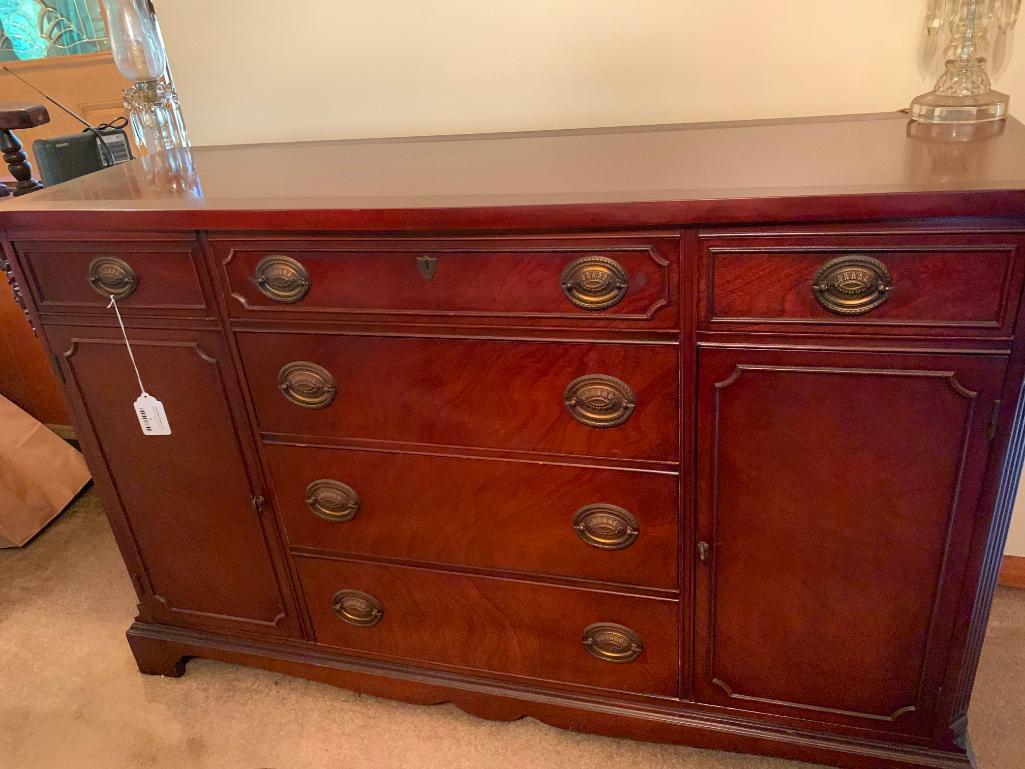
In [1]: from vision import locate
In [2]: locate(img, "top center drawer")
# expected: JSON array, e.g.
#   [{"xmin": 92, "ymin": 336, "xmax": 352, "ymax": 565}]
[{"xmin": 212, "ymin": 235, "xmax": 678, "ymax": 329}]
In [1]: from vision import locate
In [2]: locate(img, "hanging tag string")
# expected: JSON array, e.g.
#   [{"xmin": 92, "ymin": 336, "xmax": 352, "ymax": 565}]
[{"xmin": 107, "ymin": 295, "xmax": 147, "ymax": 395}]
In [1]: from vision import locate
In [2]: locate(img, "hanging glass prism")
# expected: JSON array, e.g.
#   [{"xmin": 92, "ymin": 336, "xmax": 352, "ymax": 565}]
[{"xmin": 911, "ymin": 0, "xmax": 1021, "ymax": 123}]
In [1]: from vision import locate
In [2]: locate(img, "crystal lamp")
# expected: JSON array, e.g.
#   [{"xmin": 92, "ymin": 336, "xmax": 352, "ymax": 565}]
[
  {"xmin": 911, "ymin": 0, "xmax": 1021, "ymax": 123},
  {"xmin": 101, "ymin": 0, "xmax": 188, "ymax": 152}
]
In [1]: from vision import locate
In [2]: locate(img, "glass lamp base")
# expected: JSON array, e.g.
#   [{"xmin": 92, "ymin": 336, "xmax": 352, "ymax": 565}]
[
  {"xmin": 123, "ymin": 79, "xmax": 189, "ymax": 154},
  {"xmin": 909, "ymin": 89, "xmax": 1010, "ymax": 124}
]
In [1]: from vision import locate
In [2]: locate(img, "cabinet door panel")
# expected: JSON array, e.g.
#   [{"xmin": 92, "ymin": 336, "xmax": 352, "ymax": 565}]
[
  {"xmin": 46, "ymin": 325, "xmax": 296, "ymax": 637},
  {"xmin": 695, "ymin": 348, "xmax": 1004, "ymax": 736}
]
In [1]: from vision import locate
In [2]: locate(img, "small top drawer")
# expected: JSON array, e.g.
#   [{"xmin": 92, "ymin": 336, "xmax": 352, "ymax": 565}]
[
  {"xmin": 13, "ymin": 236, "xmax": 211, "ymax": 317},
  {"xmin": 699, "ymin": 229, "xmax": 1025, "ymax": 336},
  {"xmin": 212, "ymin": 235, "xmax": 677, "ymax": 328}
]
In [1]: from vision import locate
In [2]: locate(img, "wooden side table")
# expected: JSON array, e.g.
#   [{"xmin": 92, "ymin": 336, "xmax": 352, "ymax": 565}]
[{"xmin": 0, "ymin": 102, "xmax": 50, "ymax": 197}]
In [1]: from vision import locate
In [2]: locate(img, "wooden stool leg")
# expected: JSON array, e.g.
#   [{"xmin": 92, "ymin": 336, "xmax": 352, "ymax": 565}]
[{"xmin": 0, "ymin": 128, "xmax": 43, "ymax": 196}]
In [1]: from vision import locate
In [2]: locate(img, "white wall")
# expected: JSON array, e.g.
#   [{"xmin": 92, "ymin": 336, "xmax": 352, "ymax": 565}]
[
  {"xmin": 154, "ymin": 1, "xmax": 1025, "ymax": 555},
  {"xmin": 155, "ymin": 1, "xmax": 1024, "ymax": 146}
]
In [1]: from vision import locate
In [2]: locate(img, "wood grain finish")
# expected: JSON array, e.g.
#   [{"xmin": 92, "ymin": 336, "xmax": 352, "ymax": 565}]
[
  {"xmin": 215, "ymin": 235, "xmax": 677, "ymax": 329},
  {"xmin": 695, "ymin": 348, "xmax": 1005, "ymax": 736},
  {"xmin": 265, "ymin": 442, "xmax": 678, "ymax": 588},
  {"xmin": 5, "ymin": 113, "xmax": 1025, "ymax": 769},
  {"xmin": 4, "ymin": 113, "xmax": 1025, "ymax": 231},
  {"xmin": 0, "ymin": 276, "xmax": 66, "ymax": 423},
  {"xmin": 44, "ymin": 325, "xmax": 297, "ymax": 637},
  {"xmin": 238, "ymin": 333, "xmax": 679, "ymax": 461},
  {"xmin": 13, "ymin": 237, "xmax": 211, "ymax": 317},
  {"xmin": 998, "ymin": 555, "xmax": 1025, "ymax": 587},
  {"xmin": 699, "ymin": 229, "xmax": 1025, "ymax": 336},
  {"xmin": 0, "ymin": 102, "xmax": 49, "ymax": 130},
  {"xmin": 295, "ymin": 555, "xmax": 681, "ymax": 698}
]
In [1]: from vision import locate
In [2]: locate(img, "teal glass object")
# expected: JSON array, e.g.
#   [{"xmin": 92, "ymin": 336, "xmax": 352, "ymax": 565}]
[{"xmin": 0, "ymin": 0, "xmax": 110, "ymax": 61}]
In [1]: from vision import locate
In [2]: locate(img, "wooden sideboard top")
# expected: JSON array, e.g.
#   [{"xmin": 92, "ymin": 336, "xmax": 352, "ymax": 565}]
[{"xmin": 4, "ymin": 112, "xmax": 1025, "ymax": 231}]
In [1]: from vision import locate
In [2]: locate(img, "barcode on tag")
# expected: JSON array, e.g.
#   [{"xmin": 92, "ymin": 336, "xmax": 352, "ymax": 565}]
[{"xmin": 135, "ymin": 393, "xmax": 171, "ymax": 436}]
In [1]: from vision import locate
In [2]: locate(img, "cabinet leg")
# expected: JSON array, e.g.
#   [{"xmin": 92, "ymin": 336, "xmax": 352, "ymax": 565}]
[{"xmin": 126, "ymin": 626, "xmax": 189, "ymax": 677}]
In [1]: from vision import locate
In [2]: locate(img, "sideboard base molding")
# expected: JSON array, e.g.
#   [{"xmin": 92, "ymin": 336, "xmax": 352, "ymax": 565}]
[{"xmin": 126, "ymin": 622, "xmax": 975, "ymax": 769}]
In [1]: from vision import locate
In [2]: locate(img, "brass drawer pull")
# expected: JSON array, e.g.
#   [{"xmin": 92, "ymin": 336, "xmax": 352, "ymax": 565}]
[
  {"xmin": 812, "ymin": 255, "xmax": 893, "ymax": 315},
  {"xmin": 255, "ymin": 254, "xmax": 310, "ymax": 303},
  {"xmin": 561, "ymin": 256, "xmax": 629, "ymax": 310},
  {"xmin": 332, "ymin": 589, "xmax": 384, "ymax": 627},
  {"xmin": 573, "ymin": 504, "xmax": 639, "ymax": 550},
  {"xmin": 278, "ymin": 361, "xmax": 337, "ymax": 409},
  {"xmin": 581, "ymin": 623, "xmax": 644, "ymax": 663},
  {"xmin": 88, "ymin": 256, "xmax": 138, "ymax": 300},
  {"xmin": 305, "ymin": 479, "xmax": 361, "ymax": 522},
  {"xmin": 564, "ymin": 374, "xmax": 636, "ymax": 428}
]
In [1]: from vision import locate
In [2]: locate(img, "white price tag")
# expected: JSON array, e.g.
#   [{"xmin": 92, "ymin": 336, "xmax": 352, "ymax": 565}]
[
  {"xmin": 106, "ymin": 295, "xmax": 172, "ymax": 437},
  {"xmin": 135, "ymin": 393, "xmax": 171, "ymax": 436}
]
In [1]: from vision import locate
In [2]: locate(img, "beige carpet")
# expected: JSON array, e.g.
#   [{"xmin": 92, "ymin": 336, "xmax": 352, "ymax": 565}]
[{"xmin": 1, "ymin": 489, "xmax": 1022, "ymax": 769}]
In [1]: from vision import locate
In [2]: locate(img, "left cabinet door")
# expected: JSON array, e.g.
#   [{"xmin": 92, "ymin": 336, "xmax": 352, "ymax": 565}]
[{"xmin": 45, "ymin": 324, "xmax": 299, "ymax": 638}]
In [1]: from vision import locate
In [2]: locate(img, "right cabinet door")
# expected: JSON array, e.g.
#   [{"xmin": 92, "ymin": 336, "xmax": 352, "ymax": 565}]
[{"xmin": 694, "ymin": 347, "xmax": 1006, "ymax": 737}]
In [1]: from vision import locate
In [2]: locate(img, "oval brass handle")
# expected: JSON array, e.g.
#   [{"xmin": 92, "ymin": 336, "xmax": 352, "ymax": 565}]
[
  {"xmin": 88, "ymin": 256, "xmax": 138, "ymax": 300},
  {"xmin": 332, "ymin": 589, "xmax": 384, "ymax": 627},
  {"xmin": 581, "ymin": 622, "xmax": 644, "ymax": 663},
  {"xmin": 306, "ymin": 479, "xmax": 361, "ymax": 522},
  {"xmin": 564, "ymin": 374, "xmax": 636, "ymax": 428},
  {"xmin": 811, "ymin": 255, "xmax": 893, "ymax": 316},
  {"xmin": 573, "ymin": 504, "xmax": 639, "ymax": 550},
  {"xmin": 278, "ymin": 361, "xmax": 337, "ymax": 409},
  {"xmin": 561, "ymin": 256, "xmax": 629, "ymax": 310},
  {"xmin": 255, "ymin": 254, "xmax": 310, "ymax": 303}
]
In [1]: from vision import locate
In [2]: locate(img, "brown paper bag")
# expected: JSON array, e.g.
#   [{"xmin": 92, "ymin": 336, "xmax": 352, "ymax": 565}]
[{"xmin": 0, "ymin": 394, "xmax": 91, "ymax": 547}]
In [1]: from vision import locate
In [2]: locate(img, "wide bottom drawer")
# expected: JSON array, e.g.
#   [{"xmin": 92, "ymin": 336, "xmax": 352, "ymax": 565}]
[{"xmin": 295, "ymin": 556, "xmax": 681, "ymax": 698}]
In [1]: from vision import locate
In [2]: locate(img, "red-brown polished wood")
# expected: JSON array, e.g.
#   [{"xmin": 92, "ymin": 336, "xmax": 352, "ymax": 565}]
[
  {"xmin": 44, "ymin": 324, "xmax": 299, "ymax": 637},
  {"xmin": 0, "ymin": 279, "xmax": 66, "ymax": 424},
  {"xmin": 699, "ymin": 228, "xmax": 1025, "ymax": 337},
  {"xmin": 3, "ymin": 113, "xmax": 1025, "ymax": 769},
  {"xmin": 295, "ymin": 555, "xmax": 681, "ymax": 698},
  {"xmin": 0, "ymin": 102, "xmax": 50, "ymax": 130},
  {"xmin": 3, "ymin": 113, "xmax": 1025, "ymax": 231},
  {"xmin": 237, "ymin": 332, "xmax": 680, "ymax": 462},
  {"xmin": 215, "ymin": 235, "xmax": 678, "ymax": 330},
  {"xmin": 999, "ymin": 555, "xmax": 1025, "ymax": 587},
  {"xmin": 265, "ymin": 442, "xmax": 679, "ymax": 589},
  {"xmin": 695, "ymin": 347, "xmax": 1005, "ymax": 738},
  {"xmin": 15, "ymin": 236, "xmax": 212, "ymax": 318}
]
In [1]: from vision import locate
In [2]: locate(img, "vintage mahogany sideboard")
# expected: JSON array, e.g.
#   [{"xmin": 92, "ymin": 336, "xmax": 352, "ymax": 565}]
[{"xmin": 3, "ymin": 113, "xmax": 1025, "ymax": 769}]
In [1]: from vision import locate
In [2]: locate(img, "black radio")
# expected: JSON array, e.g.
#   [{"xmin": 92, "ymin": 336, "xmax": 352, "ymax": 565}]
[
  {"xmin": 3, "ymin": 65, "xmax": 134, "ymax": 187},
  {"xmin": 34, "ymin": 124, "xmax": 133, "ymax": 186}
]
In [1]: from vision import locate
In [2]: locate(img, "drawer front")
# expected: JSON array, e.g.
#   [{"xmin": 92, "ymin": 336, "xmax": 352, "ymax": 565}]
[
  {"xmin": 14, "ymin": 237, "xmax": 210, "ymax": 316},
  {"xmin": 296, "ymin": 556, "xmax": 680, "ymax": 697},
  {"xmin": 239, "ymin": 333, "xmax": 678, "ymax": 461},
  {"xmin": 267, "ymin": 444, "xmax": 678, "ymax": 588},
  {"xmin": 214, "ymin": 236, "xmax": 677, "ymax": 327},
  {"xmin": 699, "ymin": 230, "xmax": 1025, "ymax": 335}
]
